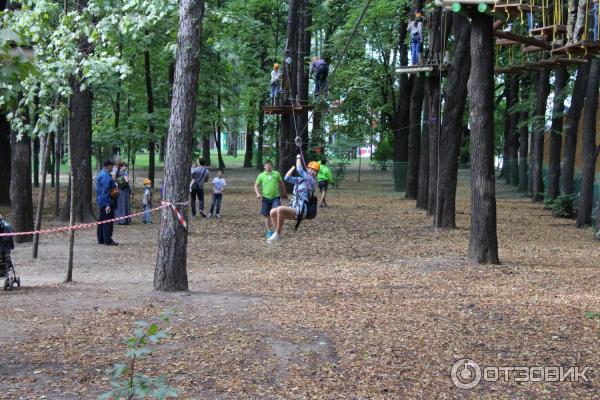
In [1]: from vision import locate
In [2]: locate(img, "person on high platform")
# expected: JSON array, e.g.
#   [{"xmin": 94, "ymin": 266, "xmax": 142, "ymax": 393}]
[{"xmin": 407, "ymin": 12, "xmax": 423, "ymax": 66}]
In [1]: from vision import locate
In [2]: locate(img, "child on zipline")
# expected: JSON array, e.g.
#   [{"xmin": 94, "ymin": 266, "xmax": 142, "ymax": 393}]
[{"xmin": 267, "ymin": 155, "xmax": 320, "ymax": 243}]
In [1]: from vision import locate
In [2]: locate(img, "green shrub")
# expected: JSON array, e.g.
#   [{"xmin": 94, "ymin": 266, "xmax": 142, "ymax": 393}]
[{"xmin": 545, "ymin": 195, "xmax": 574, "ymax": 218}]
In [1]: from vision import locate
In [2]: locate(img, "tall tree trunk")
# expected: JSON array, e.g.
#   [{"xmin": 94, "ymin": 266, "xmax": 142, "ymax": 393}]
[
  {"xmin": 33, "ymin": 136, "xmax": 40, "ymax": 188},
  {"xmin": 508, "ymin": 75, "xmax": 520, "ymax": 186},
  {"xmin": 243, "ymin": 120, "xmax": 254, "ymax": 168},
  {"xmin": 60, "ymin": 78, "xmax": 94, "ymax": 222},
  {"xmin": 33, "ymin": 135, "xmax": 50, "ymax": 258},
  {"xmin": 427, "ymin": 76, "xmax": 441, "ymax": 216},
  {"xmin": 202, "ymin": 135, "xmax": 210, "ymax": 164},
  {"xmin": 257, "ymin": 101, "xmax": 265, "ymax": 169},
  {"xmin": 10, "ymin": 132, "xmax": 33, "ymax": 243},
  {"xmin": 563, "ymin": 63, "xmax": 589, "ymax": 197},
  {"xmin": 405, "ymin": 76, "xmax": 425, "ymax": 199},
  {"xmin": 0, "ymin": 113, "xmax": 11, "ymax": 206},
  {"xmin": 214, "ymin": 121, "xmax": 226, "ymax": 170},
  {"xmin": 61, "ymin": 0, "xmax": 94, "ymax": 222},
  {"xmin": 161, "ymin": 62, "xmax": 176, "ymax": 163},
  {"xmin": 531, "ymin": 69, "xmax": 551, "ymax": 202},
  {"xmin": 435, "ymin": 13, "xmax": 470, "ymax": 228},
  {"xmin": 518, "ymin": 78, "xmax": 530, "ymax": 193},
  {"xmin": 54, "ymin": 127, "xmax": 62, "ymax": 217},
  {"xmin": 467, "ymin": 13, "xmax": 499, "ymax": 264},
  {"xmin": 145, "ymin": 44, "xmax": 156, "ymax": 187},
  {"xmin": 416, "ymin": 97, "xmax": 430, "ymax": 210},
  {"xmin": 547, "ymin": 66, "xmax": 569, "ymax": 201},
  {"xmin": 576, "ymin": 58, "xmax": 600, "ymax": 228},
  {"xmin": 49, "ymin": 131, "xmax": 55, "ymax": 188},
  {"xmin": 499, "ymin": 79, "xmax": 510, "ymax": 181},
  {"xmin": 154, "ymin": 0, "xmax": 205, "ymax": 292}
]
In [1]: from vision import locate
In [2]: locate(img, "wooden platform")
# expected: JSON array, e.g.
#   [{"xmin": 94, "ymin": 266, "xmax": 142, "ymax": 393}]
[
  {"xmin": 495, "ymin": 57, "xmax": 588, "ymax": 74},
  {"xmin": 395, "ymin": 64, "xmax": 448, "ymax": 75},
  {"xmin": 494, "ymin": 30, "xmax": 553, "ymax": 50},
  {"xmin": 551, "ymin": 40, "xmax": 600, "ymax": 56},
  {"xmin": 496, "ymin": 38, "xmax": 522, "ymax": 46},
  {"xmin": 262, "ymin": 105, "xmax": 315, "ymax": 115},
  {"xmin": 529, "ymin": 24, "xmax": 567, "ymax": 37}
]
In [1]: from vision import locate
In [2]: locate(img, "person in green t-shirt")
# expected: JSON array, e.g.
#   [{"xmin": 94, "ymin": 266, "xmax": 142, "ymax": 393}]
[
  {"xmin": 317, "ymin": 159, "xmax": 335, "ymax": 208},
  {"xmin": 254, "ymin": 160, "xmax": 288, "ymax": 238}
]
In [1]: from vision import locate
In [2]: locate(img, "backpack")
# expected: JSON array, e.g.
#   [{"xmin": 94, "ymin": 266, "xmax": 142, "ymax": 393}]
[{"xmin": 293, "ymin": 194, "xmax": 318, "ymax": 231}]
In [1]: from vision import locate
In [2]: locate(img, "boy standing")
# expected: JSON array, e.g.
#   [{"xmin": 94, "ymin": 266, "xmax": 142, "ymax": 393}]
[
  {"xmin": 317, "ymin": 159, "xmax": 335, "ymax": 207},
  {"xmin": 142, "ymin": 178, "xmax": 153, "ymax": 224},
  {"xmin": 254, "ymin": 160, "xmax": 287, "ymax": 238},
  {"xmin": 209, "ymin": 170, "xmax": 227, "ymax": 218}
]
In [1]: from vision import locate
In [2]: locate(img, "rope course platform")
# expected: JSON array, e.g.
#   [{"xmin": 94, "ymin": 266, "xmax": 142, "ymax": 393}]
[
  {"xmin": 496, "ymin": 38, "xmax": 522, "ymax": 46},
  {"xmin": 551, "ymin": 41, "xmax": 600, "ymax": 56},
  {"xmin": 529, "ymin": 24, "xmax": 567, "ymax": 37},
  {"xmin": 494, "ymin": 29, "xmax": 553, "ymax": 50},
  {"xmin": 261, "ymin": 104, "xmax": 315, "ymax": 115},
  {"xmin": 495, "ymin": 57, "xmax": 588, "ymax": 73},
  {"xmin": 395, "ymin": 64, "xmax": 448, "ymax": 75}
]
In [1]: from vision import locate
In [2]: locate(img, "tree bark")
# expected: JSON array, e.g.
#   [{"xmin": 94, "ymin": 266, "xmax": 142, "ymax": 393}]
[
  {"xmin": 61, "ymin": 0, "xmax": 94, "ymax": 222},
  {"xmin": 33, "ymin": 135, "xmax": 50, "ymax": 258},
  {"xmin": 10, "ymin": 132, "xmax": 33, "ymax": 243},
  {"xmin": 467, "ymin": 13, "xmax": 499, "ymax": 264},
  {"xmin": 435, "ymin": 13, "xmax": 471, "ymax": 228},
  {"xmin": 547, "ymin": 66, "xmax": 569, "ymax": 201},
  {"xmin": 518, "ymin": 77, "xmax": 530, "ymax": 193},
  {"xmin": 508, "ymin": 75, "xmax": 520, "ymax": 187},
  {"xmin": 145, "ymin": 44, "xmax": 156, "ymax": 187},
  {"xmin": 243, "ymin": 121, "xmax": 254, "ymax": 168},
  {"xmin": 416, "ymin": 97, "xmax": 430, "ymax": 210},
  {"xmin": 576, "ymin": 58, "xmax": 600, "ymax": 228},
  {"xmin": 563, "ymin": 63, "xmax": 589, "ymax": 197},
  {"xmin": 499, "ymin": 79, "xmax": 510, "ymax": 181},
  {"xmin": 0, "ymin": 113, "xmax": 11, "ymax": 206},
  {"xmin": 405, "ymin": 76, "xmax": 425, "ymax": 199},
  {"xmin": 202, "ymin": 135, "xmax": 210, "ymax": 164},
  {"xmin": 54, "ymin": 126, "xmax": 63, "ymax": 217},
  {"xmin": 33, "ymin": 136, "xmax": 40, "ymax": 188},
  {"xmin": 426, "ymin": 76, "xmax": 441, "ymax": 216},
  {"xmin": 531, "ymin": 69, "xmax": 551, "ymax": 202},
  {"xmin": 154, "ymin": 0, "xmax": 205, "ymax": 292},
  {"xmin": 257, "ymin": 101, "xmax": 265, "ymax": 169}
]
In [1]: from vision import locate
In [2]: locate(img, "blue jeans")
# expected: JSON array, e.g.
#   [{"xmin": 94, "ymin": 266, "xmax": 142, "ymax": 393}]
[
  {"xmin": 593, "ymin": 3, "xmax": 599, "ymax": 40},
  {"xmin": 210, "ymin": 193, "xmax": 223, "ymax": 215},
  {"xmin": 190, "ymin": 186, "xmax": 204, "ymax": 216},
  {"xmin": 527, "ymin": 12, "xmax": 534, "ymax": 30},
  {"xmin": 143, "ymin": 204, "xmax": 152, "ymax": 223},
  {"xmin": 410, "ymin": 40, "xmax": 420, "ymax": 65},
  {"xmin": 270, "ymin": 83, "xmax": 280, "ymax": 101}
]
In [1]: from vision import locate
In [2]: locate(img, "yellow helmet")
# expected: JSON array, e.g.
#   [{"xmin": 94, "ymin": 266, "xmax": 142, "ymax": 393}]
[
  {"xmin": 274, "ymin": 63, "xmax": 280, "ymax": 69},
  {"xmin": 143, "ymin": 178, "xmax": 152, "ymax": 185},
  {"xmin": 307, "ymin": 161, "xmax": 320, "ymax": 172}
]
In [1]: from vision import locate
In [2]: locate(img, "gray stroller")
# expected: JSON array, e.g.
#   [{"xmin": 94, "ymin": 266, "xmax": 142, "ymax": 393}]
[{"xmin": 0, "ymin": 218, "xmax": 20, "ymax": 291}]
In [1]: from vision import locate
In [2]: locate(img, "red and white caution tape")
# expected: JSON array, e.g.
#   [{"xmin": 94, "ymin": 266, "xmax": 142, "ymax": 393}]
[
  {"xmin": 0, "ymin": 201, "xmax": 189, "ymax": 237},
  {"xmin": 165, "ymin": 201, "xmax": 188, "ymax": 230}
]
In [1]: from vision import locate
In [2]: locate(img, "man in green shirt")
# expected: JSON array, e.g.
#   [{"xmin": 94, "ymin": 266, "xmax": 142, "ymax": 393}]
[
  {"xmin": 317, "ymin": 159, "xmax": 334, "ymax": 207},
  {"xmin": 254, "ymin": 160, "xmax": 288, "ymax": 238}
]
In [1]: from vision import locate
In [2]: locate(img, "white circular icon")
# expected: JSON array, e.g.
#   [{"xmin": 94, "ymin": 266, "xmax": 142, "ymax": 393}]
[{"xmin": 451, "ymin": 358, "xmax": 481, "ymax": 389}]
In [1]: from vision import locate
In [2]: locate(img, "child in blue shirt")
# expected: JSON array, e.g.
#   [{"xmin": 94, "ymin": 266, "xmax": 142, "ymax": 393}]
[{"xmin": 209, "ymin": 170, "xmax": 226, "ymax": 218}]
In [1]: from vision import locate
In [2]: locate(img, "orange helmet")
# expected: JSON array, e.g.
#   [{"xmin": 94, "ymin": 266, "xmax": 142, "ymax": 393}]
[
  {"xmin": 274, "ymin": 63, "xmax": 280, "ymax": 69},
  {"xmin": 307, "ymin": 161, "xmax": 320, "ymax": 172},
  {"xmin": 143, "ymin": 178, "xmax": 152, "ymax": 185}
]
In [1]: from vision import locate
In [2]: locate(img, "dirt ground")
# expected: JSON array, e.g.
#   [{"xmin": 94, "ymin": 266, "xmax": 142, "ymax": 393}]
[{"xmin": 1, "ymin": 167, "xmax": 599, "ymax": 399}]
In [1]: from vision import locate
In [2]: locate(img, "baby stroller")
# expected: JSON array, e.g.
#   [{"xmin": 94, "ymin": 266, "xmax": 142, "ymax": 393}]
[{"xmin": 0, "ymin": 218, "xmax": 20, "ymax": 291}]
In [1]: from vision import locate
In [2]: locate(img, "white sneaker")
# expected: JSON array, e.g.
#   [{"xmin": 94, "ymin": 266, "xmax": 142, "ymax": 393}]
[{"xmin": 267, "ymin": 232, "xmax": 280, "ymax": 243}]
